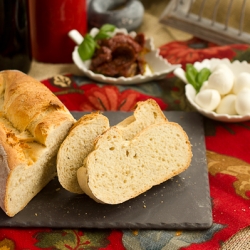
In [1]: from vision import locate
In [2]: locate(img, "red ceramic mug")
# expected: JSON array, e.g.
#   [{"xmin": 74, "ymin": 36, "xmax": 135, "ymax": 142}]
[{"xmin": 28, "ymin": 0, "xmax": 87, "ymax": 63}]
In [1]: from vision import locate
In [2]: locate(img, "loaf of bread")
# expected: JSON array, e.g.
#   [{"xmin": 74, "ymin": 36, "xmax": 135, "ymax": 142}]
[
  {"xmin": 77, "ymin": 122, "xmax": 192, "ymax": 204},
  {"xmin": 57, "ymin": 99, "xmax": 168, "ymax": 194},
  {"xmin": 0, "ymin": 70, "xmax": 75, "ymax": 217},
  {"xmin": 57, "ymin": 112, "xmax": 110, "ymax": 194}
]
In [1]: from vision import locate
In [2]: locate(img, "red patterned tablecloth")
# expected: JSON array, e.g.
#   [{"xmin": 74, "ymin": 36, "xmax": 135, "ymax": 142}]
[{"xmin": 1, "ymin": 38, "xmax": 250, "ymax": 250}]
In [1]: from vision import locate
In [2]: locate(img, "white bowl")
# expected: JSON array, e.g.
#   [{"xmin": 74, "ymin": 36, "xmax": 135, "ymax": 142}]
[
  {"xmin": 174, "ymin": 58, "xmax": 250, "ymax": 122},
  {"xmin": 72, "ymin": 28, "xmax": 181, "ymax": 85}
]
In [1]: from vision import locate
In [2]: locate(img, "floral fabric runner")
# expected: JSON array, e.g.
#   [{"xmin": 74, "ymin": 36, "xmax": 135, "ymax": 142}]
[{"xmin": 1, "ymin": 38, "xmax": 250, "ymax": 250}]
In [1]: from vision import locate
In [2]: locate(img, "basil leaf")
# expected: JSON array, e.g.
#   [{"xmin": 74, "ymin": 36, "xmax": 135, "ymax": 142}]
[
  {"xmin": 94, "ymin": 24, "xmax": 116, "ymax": 40},
  {"xmin": 78, "ymin": 34, "xmax": 96, "ymax": 61},
  {"xmin": 94, "ymin": 30, "xmax": 112, "ymax": 41},
  {"xmin": 196, "ymin": 68, "xmax": 211, "ymax": 90},
  {"xmin": 185, "ymin": 64, "xmax": 211, "ymax": 92},
  {"xmin": 99, "ymin": 24, "xmax": 116, "ymax": 33},
  {"xmin": 185, "ymin": 64, "xmax": 199, "ymax": 91},
  {"xmin": 77, "ymin": 24, "xmax": 116, "ymax": 61}
]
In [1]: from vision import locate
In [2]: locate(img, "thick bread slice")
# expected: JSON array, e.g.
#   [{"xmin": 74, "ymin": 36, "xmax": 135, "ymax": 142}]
[
  {"xmin": 77, "ymin": 122, "xmax": 192, "ymax": 204},
  {"xmin": 0, "ymin": 70, "xmax": 75, "ymax": 217},
  {"xmin": 115, "ymin": 99, "xmax": 168, "ymax": 140},
  {"xmin": 57, "ymin": 112, "xmax": 110, "ymax": 194}
]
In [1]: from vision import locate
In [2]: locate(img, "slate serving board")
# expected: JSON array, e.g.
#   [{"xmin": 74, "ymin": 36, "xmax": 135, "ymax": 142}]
[{"xmin": 0, "ymin": 111, "xmax": 212, "ymax": 229}]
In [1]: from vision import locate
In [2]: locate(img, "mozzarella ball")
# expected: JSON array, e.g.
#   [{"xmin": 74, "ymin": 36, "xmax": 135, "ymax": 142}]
[
  {"xmin": 235, "ymin": 88, "xmax": 250, "ymax": 115},
  {"xmin": 207, "ymin": 68, "xmax": 234, "ymax": 95},
  {"xmin": 195, "ymin": 89, "xmax": 221, "ymax": 111},
  {"xmin": 212, "ymin": 64, "xmax": 232, "ymax": 73},
  {"xmin": 233, "ymin": 72, "xmax": 250, "ymax": 95},
  {"xmin": 216, "ymin": 94, "xmax": 237, "ymax": 115}
]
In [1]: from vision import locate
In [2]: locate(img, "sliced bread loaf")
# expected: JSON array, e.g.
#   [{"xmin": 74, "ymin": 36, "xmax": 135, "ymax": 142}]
[
  {"xmin": 0, "ymin": 70, "xmax": 75, "ymax": 217},
  {"xmin": 77, "ymin": 121, "xmax": 192, "ymax": 204},
  {"xmin": 57, "ymin": 112, "xmax": 110, "ymax": 194}
]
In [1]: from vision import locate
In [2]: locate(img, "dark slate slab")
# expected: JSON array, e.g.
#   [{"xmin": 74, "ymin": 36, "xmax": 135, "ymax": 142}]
[{"xmin": 0, "ymin": 111, "xmax": 212, "ymax": 229}]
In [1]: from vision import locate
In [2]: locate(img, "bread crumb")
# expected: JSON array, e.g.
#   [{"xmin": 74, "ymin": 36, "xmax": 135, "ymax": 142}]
[
  {"xmin": 143, "ymin": 205, "xmax": 146, "ymax": 208},
  {"xmin": 132, "ymin": 230, "xmax": 139, "ymax": 236},
  {"xmin": 35, "ymin": 213, "xmax": 38, "ymax": 216},
  {"xmin": 56, "ymin": 188, "xmax": 60, "ymax": 191},
  {"xmin": 176, "ymin": 231, "xmax": 182, "ymax": 236}
]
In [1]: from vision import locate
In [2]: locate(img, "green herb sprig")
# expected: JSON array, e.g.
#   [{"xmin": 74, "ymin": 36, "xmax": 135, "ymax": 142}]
[
  {"xmin": 78, "ymin": 24, "xmax": 116, "ymax": 61},
  {"xmin": 185, "ymin": 64, "xmax": 211, "ymax": 92}
]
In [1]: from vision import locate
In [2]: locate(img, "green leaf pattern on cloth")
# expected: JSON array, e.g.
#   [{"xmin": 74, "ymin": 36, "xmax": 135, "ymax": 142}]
[{"xmin": 35, "ymin": 230, "xmax": 110, "ymax": 249}]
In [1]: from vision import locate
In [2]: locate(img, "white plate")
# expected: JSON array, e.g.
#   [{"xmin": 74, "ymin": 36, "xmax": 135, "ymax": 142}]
[
  {"xmin": 72, "ymin": 28, "xmax": 181, "ymax": 85},
  {"xmin": 174, "ymin": 58, "xmax": 250, "ymax": 122}
]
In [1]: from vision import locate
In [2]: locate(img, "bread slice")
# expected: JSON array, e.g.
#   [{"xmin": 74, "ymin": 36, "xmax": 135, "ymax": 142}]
[
  {"xmin": 115, "ymin": 99, "xmax": 168, "ymax": 140},
  {"xmin": 77, "ymin": 122, "xmax": 192, "ymax": 204},
  {"xmin": 0, "ymin": 70, "xmax": 75, "ymax": 217},
  {"xmin": 57, "ymin": 112, "xmax": 110, "ymax": 194}
]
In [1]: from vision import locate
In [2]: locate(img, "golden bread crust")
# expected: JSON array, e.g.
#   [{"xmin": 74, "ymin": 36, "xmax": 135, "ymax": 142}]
[{"xmin": 2, "ymin": 70, "xmax": 68, "ymax": 132}]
